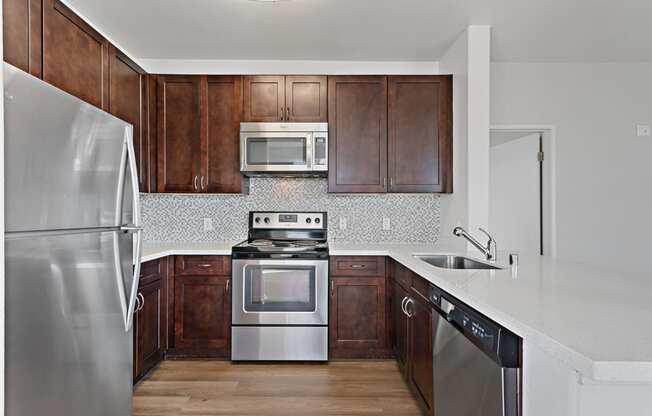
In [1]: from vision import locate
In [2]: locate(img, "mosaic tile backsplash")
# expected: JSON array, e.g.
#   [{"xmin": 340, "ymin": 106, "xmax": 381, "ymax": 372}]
[{"xmin": 141, "ymin": 178, "xmax": 441, "ymax": 243}]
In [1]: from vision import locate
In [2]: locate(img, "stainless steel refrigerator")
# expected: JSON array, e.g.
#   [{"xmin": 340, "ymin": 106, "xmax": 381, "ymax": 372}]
[{"xmin": 4, "ymin": 63, "xmax": 142, "ymax": 415}]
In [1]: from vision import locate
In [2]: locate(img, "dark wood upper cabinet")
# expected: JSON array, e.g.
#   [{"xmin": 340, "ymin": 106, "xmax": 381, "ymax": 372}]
[
  {"xmin": 108, "ymin": 46, "xmax": 151, "ymax": 192},
  {"xmin": 42, "ymin": 0, "xmax": 108, "ymax": 110},
  {"xmin": 243, "ymin": 75, "xmax": 285, "ymax": 122},
  {"xmin": 204, "ymin": 76, "xmax": 248, "ymax": 193},
  {"xmin": 388, "ymin": 75, "xmax": 453, "ymax": 193},
  {"xmin": 156, "ymin": 75, "xmax": 201, "ymax": 193},
  {"xmin": 285, "ymin": 76, "xmax": 327, "ymax": 122},
  {"xmin": 328, "ymin": 76, "xmax": 388, "ymax": 193},
  {"xmin": 174, "ymin": 274, "xmax": 231, "ymax": 356},
  {"xmin": 243, "ymin": 75, "xmax": 327, "ymax": 122},
  {"xmin": 329, "ymin": 276, "xmax": 387, "ymax": 358},
  {"xmin": 157, "ymin": 75, "xmax": 246, "ymax": 194},
  {"xmin": 3, "ymin": 0, "xmax": 42, "ymax": 77}
]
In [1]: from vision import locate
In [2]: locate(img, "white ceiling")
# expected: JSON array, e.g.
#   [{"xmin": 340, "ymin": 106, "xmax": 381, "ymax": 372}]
[{"xmin": 64, "ymin": 0, "xmax": 652, "ymax": 63}]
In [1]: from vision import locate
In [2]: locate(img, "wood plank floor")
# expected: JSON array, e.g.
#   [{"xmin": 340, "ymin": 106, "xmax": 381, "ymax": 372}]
[{"xmin": 133, "ymin": 360, "xmax": 422, "ymax": 415}]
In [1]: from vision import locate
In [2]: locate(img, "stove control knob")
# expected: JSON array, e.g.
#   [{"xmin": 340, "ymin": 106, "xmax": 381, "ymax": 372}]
[
  {"xmin": 314, "ymin": 217, "xmax": 320, "ymax": 224},
  {"xmin": 255, "ymin": 217, "xmax": 261, "ymax": 224},
  {"xmin": 264, "ymin": 217, "xmax": 270, "ymax": 224},
  {"xmin": 306, "ymin": 218, "xmax": 312, "ymax": 224}
]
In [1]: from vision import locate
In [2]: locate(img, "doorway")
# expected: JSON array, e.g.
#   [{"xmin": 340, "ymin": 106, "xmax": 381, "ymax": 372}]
[{"xmin": 489, "ymin": 127, "xmax": 555, "ymax": 257}]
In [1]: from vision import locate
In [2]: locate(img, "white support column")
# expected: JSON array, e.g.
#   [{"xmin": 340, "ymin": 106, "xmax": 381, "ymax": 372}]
[{"xmin": 466, "ymin": 26, "xmax": 492, "ymax": 237}]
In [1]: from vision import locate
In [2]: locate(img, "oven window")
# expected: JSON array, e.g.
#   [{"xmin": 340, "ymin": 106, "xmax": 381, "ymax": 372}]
[
  {"xmin": 244, "ymin": 265, "xmax": 316, "ymax": 312},
  {"xmin": 246, "ymin": 137, "xmax": 307, "ymax": 166}
]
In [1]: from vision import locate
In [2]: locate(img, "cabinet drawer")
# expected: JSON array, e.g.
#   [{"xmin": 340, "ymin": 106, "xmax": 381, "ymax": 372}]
[
  {"xmin": 391, "ymin": 261, "xmax": 413, "ymax": 290},
  {"xmin": 330, "ymin": 256, "xmax": 386, "ymax": 277},
  {"xmin": 175, "ymin": 256, "xmax": 231, "ymax": 276},
  {"xmin": 410, "ymin": 273, "xmax": 431, "ymax": 301},
  {"xmin": 139, "ymin": 258, "xmax": 162, "ymax": 287}
]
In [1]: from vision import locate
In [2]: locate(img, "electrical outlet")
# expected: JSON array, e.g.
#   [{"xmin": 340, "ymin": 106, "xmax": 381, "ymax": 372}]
[
  {"xmin": 203, "ymin": 218, "xmax": 213, "ymax": 231},
  {"xmin": 636, "ymin": 124, "xmax": 651, "ymax": 137},
  {"xmin": 339, "ymin": 217, "xmax": 347, "ymax": 230},
  {"xmin": 382, "ymin": 217, "xmax": 391, "ymax": 231}
]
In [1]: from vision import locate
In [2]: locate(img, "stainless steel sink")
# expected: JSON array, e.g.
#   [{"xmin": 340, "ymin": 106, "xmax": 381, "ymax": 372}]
[{"xmin": 415, "ymin": 255, "xmax": 504, "ymax": 270}]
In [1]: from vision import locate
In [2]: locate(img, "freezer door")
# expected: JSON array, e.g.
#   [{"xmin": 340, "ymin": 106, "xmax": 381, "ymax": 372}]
[
  {"xmin": 5, "ymin": 230, "xmax": 134, "ymax": 416},
  {"xmin": 4, "ymin": 63, "xmax": 135, "ymax": 232}
]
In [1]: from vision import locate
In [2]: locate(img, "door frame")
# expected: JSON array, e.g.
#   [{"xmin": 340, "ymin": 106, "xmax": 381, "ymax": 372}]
[{"xmin": 489, "ymin": 125, "xmax": 557, "ymax": 257}]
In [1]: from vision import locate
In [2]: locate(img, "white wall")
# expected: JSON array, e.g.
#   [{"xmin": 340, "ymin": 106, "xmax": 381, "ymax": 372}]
[
  {"xmin": 438, "ymin": 31, "xmax": 469, "ymax": 249},
  {"xmin": 438, "ymin": 26, "xmax": 491, "ymax": 250},
  {"xmin": 491, "ymin": 63, "xmax": 652, "ymax": 273}
]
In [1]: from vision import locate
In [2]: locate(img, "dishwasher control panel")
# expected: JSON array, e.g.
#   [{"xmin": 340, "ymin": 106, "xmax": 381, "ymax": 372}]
[{"xmin": 429, "ymin": 283, "xmax": 520, "ymax": 368}]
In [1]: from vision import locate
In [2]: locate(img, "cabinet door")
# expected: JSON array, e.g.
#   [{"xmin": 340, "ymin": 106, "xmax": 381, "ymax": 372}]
[
  {"xmin": 3, "ymin": 0, "xmax": 42, "ymax": 77},
  {"xmin": 408, "ymin": 295, "xmax": 434, "ymax": 412},
  {"xmin": 108, "ymin": 46, "xmax": 150, "ymax": 192},
  {"xmin": 203, "ymin": 76, "xmax": 248, "ymax": 193},
  {"xmin": 42, "ymin": 0, "xmax": 108, "ymax": 109},
  {"xmin": 157, "ymin": 75, "xmax": 201, "ymax": 193},
  {"xmin": 285, "ymin": 76, "xmax": 327, "ymax": 122},
  {"xmin": 329, "ymin": 276, "xmax": 387, "ymax": 358},
  {"xmin": 133, "ymin": 306, "xmax": 142, "ymax": 382},
  {"xmin": 140, "ymin": 280, "xmax": 163, "ymax": 373},
  {"xmin": 388, "ymin": 76, "xmax": 452, "ymax": 193},
  {"xmin": 391, "ymin": 281, "xmax": 410, "ymax": 374},
  {"xmin": 174, "ymin": 275, "xmax": 231, "ymax": 356},
  {"xmin": 328, "ymin": 76, "xmax": 387, "ymax": 193},
  {"xmin": 243, "ymin": 75, "xmax": 285, "ymax": 122}
]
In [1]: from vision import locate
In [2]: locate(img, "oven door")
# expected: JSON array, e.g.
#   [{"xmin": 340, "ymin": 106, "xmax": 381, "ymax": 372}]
[
  {"xmin": 232, "ymin": 259, "xmax": 328, "ymax": 325},
  {"xmin": 240, "ymin": 132, "xmax": 313, "ymax": 173}
]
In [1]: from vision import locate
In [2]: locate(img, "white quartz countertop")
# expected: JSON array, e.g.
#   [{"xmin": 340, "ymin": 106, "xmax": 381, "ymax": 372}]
[{"xmin": 141, "ymin": 241, "xmax": 652, "ymax": 383}]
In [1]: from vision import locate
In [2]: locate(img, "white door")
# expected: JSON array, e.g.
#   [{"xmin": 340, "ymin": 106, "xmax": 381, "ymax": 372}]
[{"xmin": 489, "ymin": 132, "xmax": 541, "ymax": 255}]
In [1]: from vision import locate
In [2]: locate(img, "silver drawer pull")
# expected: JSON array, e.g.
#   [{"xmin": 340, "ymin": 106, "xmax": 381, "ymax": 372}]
[
  {"xmin": 350, "ymin": 264, "xmax": 366, "ymax": 269},
  {"xmin": 197, "ymin": 263, "xmax": 213, "ymax": 268}
]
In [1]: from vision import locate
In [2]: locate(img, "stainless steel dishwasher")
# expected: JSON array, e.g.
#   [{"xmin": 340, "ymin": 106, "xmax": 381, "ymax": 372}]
[{"xmin": 429, "ymin": 285, "xmax": 521, "ymax": 416}]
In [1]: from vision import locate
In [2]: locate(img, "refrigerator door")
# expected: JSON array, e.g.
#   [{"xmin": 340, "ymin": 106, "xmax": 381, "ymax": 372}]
[
  {"xmin": 5, "ymin": 229, "xmax": 134, "ymax": 416},
  {"xmin": 4, "ymin": 63, "xmax": 133, "ymax": 232}
]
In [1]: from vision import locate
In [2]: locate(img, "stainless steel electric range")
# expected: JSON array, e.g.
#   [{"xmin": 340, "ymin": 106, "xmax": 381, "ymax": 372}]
[{"xmin": 231, "ymin": 211, "xmax": 329, "ymax": 361}]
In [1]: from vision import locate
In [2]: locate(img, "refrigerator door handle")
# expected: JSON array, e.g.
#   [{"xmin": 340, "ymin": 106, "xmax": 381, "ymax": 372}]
[{"xmin": 119, "ymin": 126, "xmax": 143, "ymax": 331}]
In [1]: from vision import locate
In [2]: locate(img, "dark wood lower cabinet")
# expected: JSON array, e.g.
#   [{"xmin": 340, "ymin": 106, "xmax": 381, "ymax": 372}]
[
  {"xmin": 329, "ymin": 276, "xmax": 388, "ymax": 358},
  {"xmin": 408, "ymin": 294, "xmax": 434, "ymax": 413},
  {"xmin": 390, "ymin": 261, "xmax": 434, "ymax": 415},
  {"xmin": 391, "ymin": 280, "xmax": 410, "ymax": 374},
  {"xmin": 173, "ymin": 273, "xmax": 231, "ymax": 357},
  {"xmin": 134, "ymin": 258, "xmax": 168, "ymax": 383}
]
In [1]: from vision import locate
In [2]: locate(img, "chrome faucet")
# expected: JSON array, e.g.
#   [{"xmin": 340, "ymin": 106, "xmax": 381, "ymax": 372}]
[{"xmin": 453, "ymin": 226, "xmax": 497, "ymax": 261}]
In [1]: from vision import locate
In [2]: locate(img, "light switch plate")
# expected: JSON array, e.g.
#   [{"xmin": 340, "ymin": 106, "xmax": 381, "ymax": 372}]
[
  {"xmin": 382, "ymin": 217, "xmax": 391, "ymax": 231},
  {"xmin": 203, "ymin": 218, "xmax": 213, "ymax": 231},
  {"xmin": 636, "ymin": 124, "xmax": 650, "ymax": 137},
  {"xmin": 339, "ymin": 217, "xmax": 347, "ymax": 230}
]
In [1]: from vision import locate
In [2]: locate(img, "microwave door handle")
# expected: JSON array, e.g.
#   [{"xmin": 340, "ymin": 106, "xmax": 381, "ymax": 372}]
[{"xmin": 306, "ymin": 135, "xmax": 313, "ymax": 170}]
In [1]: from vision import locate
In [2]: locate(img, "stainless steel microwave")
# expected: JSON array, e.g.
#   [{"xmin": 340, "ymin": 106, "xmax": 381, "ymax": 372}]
[{"xmin": 240, "ymin": 122, "xmax": 328, "ymax": 176}]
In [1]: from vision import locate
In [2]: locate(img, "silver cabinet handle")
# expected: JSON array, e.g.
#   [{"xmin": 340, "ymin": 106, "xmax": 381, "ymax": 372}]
[
  {"xmin": 137, "ymin": 293, "xmax": 145, "ymax": 311},
  {"xmin": 330, "ymin": 280, "xmax": 334, "ymax": 297},
  {"xmin": 194, "ymin": 175, "xmax": 199, "ymax": 191},
  {"xmin": 200, "ymin": 176, "xmax": 205, "ymax": 190},
  {"xmin": 135, "ymin": 293, "xmax": 141, "ymax": 312},
  {"xmin": 286, "ymin": 107, "xmax": 291, "ymax": 121},
  {"xmin": 226, "ymin": 279, "xmax": 230, "ymax": 293},
  {"xmin": 401, "ymin": 296, "xmax": 408, "ymax": 315},
  {"xmin": 405, "ymin": 298, "xmax": 414, "ymax": 318},
  {"xmin": 350, "ymin": 264, "xmax": 366, "ymax": 269},
  {"xmin": 383, "ymin": 177, "xmax": 387, "ymax": 189},
  {"xmin": 197, "ymin": 263, "xmax": 213, "ymax": 268}
]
